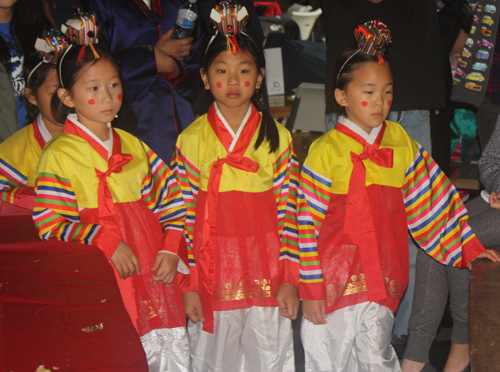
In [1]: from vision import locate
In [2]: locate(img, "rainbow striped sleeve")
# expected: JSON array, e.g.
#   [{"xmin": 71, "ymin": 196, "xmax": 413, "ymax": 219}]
[
  {"xmin": 273, "ymin": 142, "xmax": 300, "ymax": 286},
  {"xmin": 171, "ymin": 146, "xmax": 200, "ymax": 268},
  {"xmin": 0, "ymin": 157, "xmax": 27, "ymax": 204},
  {"xmin": 33, "ymin": 172, "xmax": 100, "ymax": 246},
  {"xmin": 403, "ymin": 145, "xmax": 482, "ymax": 267},
  {"xmin": 297, "ymin": 163, "xmax": 332, "ymax": 299},
  {"xmin": 141, "ymin": 147, "xmax": 186, "ymax": 236}
]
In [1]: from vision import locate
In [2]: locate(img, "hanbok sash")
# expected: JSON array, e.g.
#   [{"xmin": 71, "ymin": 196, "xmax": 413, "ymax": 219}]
[
  {"xmin": 335, "ymin": 122, "xmax": 394, "ymax": 302},
  {"xmin": 199, "ymin": 104, "xmax": 260, "ymax": 333}
]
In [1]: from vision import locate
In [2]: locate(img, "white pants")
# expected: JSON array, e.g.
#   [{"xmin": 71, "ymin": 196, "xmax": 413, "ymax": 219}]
[
  {"xmin": 140, "ymin": 327, "xmax": 190, "ymax": 372},
  {"xmin": 188, "ymin": 307, "xmax": 295, "ymax": 372},
  {"xmin": 301, "ymin": 302, "xmax": 401, "ymax": 372}
]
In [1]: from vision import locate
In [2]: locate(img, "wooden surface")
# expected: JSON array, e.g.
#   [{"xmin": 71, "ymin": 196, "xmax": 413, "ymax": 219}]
[
  {"xmin": 470, "ymin": 245, "xmax": 500, "ymax": 371},
  {"xmin": 269, "ymin": 94, "xmax": 294, "ymax": 119}
]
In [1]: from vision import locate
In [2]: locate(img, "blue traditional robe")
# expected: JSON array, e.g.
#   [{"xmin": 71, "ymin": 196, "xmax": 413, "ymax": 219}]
[{"xmin": 88, "ymin": 0, "xmax": 204, "ymax": 163}]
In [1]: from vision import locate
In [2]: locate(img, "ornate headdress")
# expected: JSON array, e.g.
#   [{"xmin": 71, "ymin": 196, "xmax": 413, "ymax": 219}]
[
  {"xmin": 59, "ymin": 9, "xmax": 101, "ymax": 87},
  {"xmin": 27, "ymin": 30, "xmax": 70, "ymax": 85},
  {"xmin": 208, "ymin": 0, "xmax": 249, "ymax": 54},
  {"xmin": 336, "ymin": 20, "xmax": 392, "ymax": 83}
]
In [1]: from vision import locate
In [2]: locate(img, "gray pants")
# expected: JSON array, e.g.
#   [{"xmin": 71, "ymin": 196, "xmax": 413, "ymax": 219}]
[
  {"xmin": 404, "ymin": 249, "xmax": 470, "ymax": 363},
  {"xmin": 466, "ymin": 195, "xmax": 500, "ymax": 247}
]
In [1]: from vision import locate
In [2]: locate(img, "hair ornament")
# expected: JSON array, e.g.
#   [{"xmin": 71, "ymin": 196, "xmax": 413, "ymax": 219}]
[
  {"xmin": 209, "ymin": 0, "xmax": 249, "ymax": 54},
  {"xmin": 27, "ymin": 30, "xmax": 70, "ymax": 84},
  {"xmin": 336, "ymin": 20, "xmax": 391, "ymax": 84},
  {"xmin": 59, "ymin": 10, "xmax": 101, "ymax": 86},
  {"xmin": 354, "ymin": 19, "xmax": 391, "ymax": 63}
]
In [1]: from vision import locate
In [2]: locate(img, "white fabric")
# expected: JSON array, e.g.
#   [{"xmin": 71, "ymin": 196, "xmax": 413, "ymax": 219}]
[
  {"xmin": 143, "ymin": 0, "xmax": 152, "ymax": 9},
  {"xmin": 301, "ymin": 302, "xmax": 400, "ymax": 372},
  {"xmin": 338, "ymin": 115, "xmax": 382, "ymax": 145},
  {"xmin": 36, "ymin": 114, "xmax": 53, "ymax": 143},
  {"xmin": 140, "ymin": 326, "xmax": 190, "ymax": 372},
  {"xmin": 188, "ymin": 307, "xmax": 295, "ymax": 372},
  {"xmin": 214, "ymin": 102, "xmax": 252, "ymax": 152},
  {"xmin": 67, "ymin": 114, "xmax": 113, "ymax": 159}
]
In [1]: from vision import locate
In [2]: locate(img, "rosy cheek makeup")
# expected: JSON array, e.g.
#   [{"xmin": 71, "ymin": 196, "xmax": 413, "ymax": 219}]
[
  {"xmin": 244, "ymin": 81, "xmax": 250, "ymax": 87},
  {"xmin": 216, "ymin": 82, "xmax": 222, "ymax": 88},
  {"xmin": 387, "ymin": 100, "xmax": 392, "ymax": 106},
  {"xmin": 88, "ymin": 99, "xmax": 95, "ymax": 105},
  {"xmin": 361, "ymin": 101, "xmax": 368, "ymax": 107},
  {"xmin": 118, "ymin": 94, "xmax": 122, "ymax": 100}
]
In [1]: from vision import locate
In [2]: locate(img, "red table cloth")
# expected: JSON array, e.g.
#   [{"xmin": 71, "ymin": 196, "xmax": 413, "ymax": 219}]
[{"xmin": 0, "ymin": 210, "xmax": 148, "ymax": 372}]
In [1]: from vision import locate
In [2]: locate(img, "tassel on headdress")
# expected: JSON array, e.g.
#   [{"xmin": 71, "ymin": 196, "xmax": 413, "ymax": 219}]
[{"xmin": 209, "ymin": 0, "xmax": 249, "ymax": 54}]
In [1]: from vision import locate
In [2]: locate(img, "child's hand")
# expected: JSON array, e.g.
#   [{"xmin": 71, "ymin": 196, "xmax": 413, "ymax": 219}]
[
  {"xmin": 110, "ymin": 241, "xmax": 141, "ymax": 279},
  {"xmin": 302, "ymin": 299, "xmax": 327, "ymax": 325},
  {"xmin": 182, "ymin": 291, "xmax": 205, "ymax": 323},
  {"xmin": 489, "ymin": 192, "xmax": 500, "ymax": 210},
  {"xmin": 276, "ymin": 282, "xmax": 300, "ymax": 320},
  {"xmin": 466, "ymin": 248, "xmax": 500, "ymax": 269},
  {"xmin": 151, "ymin": 252, "xmax": 179, "ymax": 286}
]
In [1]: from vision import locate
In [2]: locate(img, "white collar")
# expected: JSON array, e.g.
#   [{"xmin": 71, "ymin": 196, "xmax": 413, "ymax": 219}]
[
  {"xmin": 214, "ymin": 102, "xmax": 253, "ymax": 152},
  {"xmin": 36, "ymin": 114, "xmax": 53, "ymax": 143},
  {"xmin": 67, "ymin": 114, "xmax": 113, "ymax": 159},
  {"xmin": 338, "ymin": 116, "xmax": 382, "ymax": 145}
]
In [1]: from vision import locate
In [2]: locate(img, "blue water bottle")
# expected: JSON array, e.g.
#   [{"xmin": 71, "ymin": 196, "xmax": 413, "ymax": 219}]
[{"xmin": 171, "ymin": 0, "xmax": 198, "ymax": 39}]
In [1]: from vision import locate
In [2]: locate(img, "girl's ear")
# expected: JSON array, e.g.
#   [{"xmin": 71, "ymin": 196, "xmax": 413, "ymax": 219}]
[
  {"xmin": 24, "ymin": 88, "xmax": 38, "ymax": 107},
  {"xmin": 255, "ymin": 68, "xmax": 265, "ymax": 90},
  {"xmin": 200, "ymin": 68, "xmax": 210, "ymax": 90},
  {"xmin": 58, "ymin": 88, "xmax": 75, "ymax": 108},
  {"xmin": 334, "ymin": 88, "xmax": 348, "ymax": 108}
]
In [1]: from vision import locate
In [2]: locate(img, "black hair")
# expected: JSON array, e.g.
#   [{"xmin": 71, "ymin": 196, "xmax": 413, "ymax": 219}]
[
  {"xmin": 24, "ymin": 52, "xmax": 57, "ymax": 122},
  {"xmin": 332, "ymin": 48, "xmax": 390, "ymax": 116},
  {"xmin": 0, "ymin": 0, "xmax": 51, "ymax": 73},
  {"xmin": 51, "ymin": 43, "xmax": 122, "ymax": 124},
  {"xmin": 201, "ymin": 30, "xmax": 279, "ymax": 153}
]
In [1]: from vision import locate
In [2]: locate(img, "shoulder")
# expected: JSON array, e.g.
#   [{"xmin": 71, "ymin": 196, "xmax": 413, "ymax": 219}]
[
  {"xmin": 178, "ymin": 115, "xmax": 207, "ymax": 141},
  {"xmin": 0, "ymin": 124, "xmax": 33, "ymax": 152},
  {"xmin": 114, "ymin": 128, "xmax": 142, "ymax": 146},
  {"xmin": 383, "ymin": 120, "xmax": 419, "ymax": 150},
  {"xmin": 308, "ymin": 129, "xmax": 338, "ymax": 156},
  {"xmin": 0, "ymin": 125, "xmax": 34, "ymax": 167}
]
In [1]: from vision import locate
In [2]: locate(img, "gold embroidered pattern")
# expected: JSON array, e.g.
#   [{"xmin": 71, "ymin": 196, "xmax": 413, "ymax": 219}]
[
  {"xmin": 82, "ymin": 323, "xmax": 103, "ymax": 333},
  {"xmin": 140, "ymin": 299, "xmax": 159, "ymax": 320},
  {"xmin": 213, "ymin": 279, "xmax": 279, "ymax": 301},
  {"xmin": 385, "ymin": 277, "xmax": 405, "ymax": 299},
  {"xmin": 325, "ymin": 273, "xmax": 405, "ymax": 302}
]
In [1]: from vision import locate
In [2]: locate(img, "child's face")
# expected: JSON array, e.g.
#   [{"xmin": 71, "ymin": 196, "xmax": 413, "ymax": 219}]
[
  {"xmin": 201, "ymin": 50, "xmax": 264, "ymax": 112},
  {"xmin": 61, "ymin": 58, "xmax": 122, "ymax": 130},
  {"xmin": 25, "ymin": 67, "xmax": 62, "ymax": 127},
  {"xmin": 335, "ymin": 62, "xmax": 393, "ymax": 134}
]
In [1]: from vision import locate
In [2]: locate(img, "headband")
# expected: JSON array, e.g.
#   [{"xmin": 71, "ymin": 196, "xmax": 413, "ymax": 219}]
[
  {"xmin": 27, "ymin": 30, "xmax": 70, "ymax": 85},
  {"xmin": 336, "ymin": 20, "xmax": 392, "ymax": 84}
]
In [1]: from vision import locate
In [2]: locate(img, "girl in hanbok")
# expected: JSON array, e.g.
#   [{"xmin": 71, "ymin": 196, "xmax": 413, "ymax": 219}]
[
  {"xmin": 32, "ymin": 15, "xmax": 190, "ymax": 372},
  {"xmin": 171, "ymin": 2, "xmax": 300, "ymax": 371},
  {"xmin": 297, "ymin": 21, "xmax": 500, "ymax": 372},
  {"xmin": 0, "ymin": 31, "xmax": 68, "ymax": 212}
]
